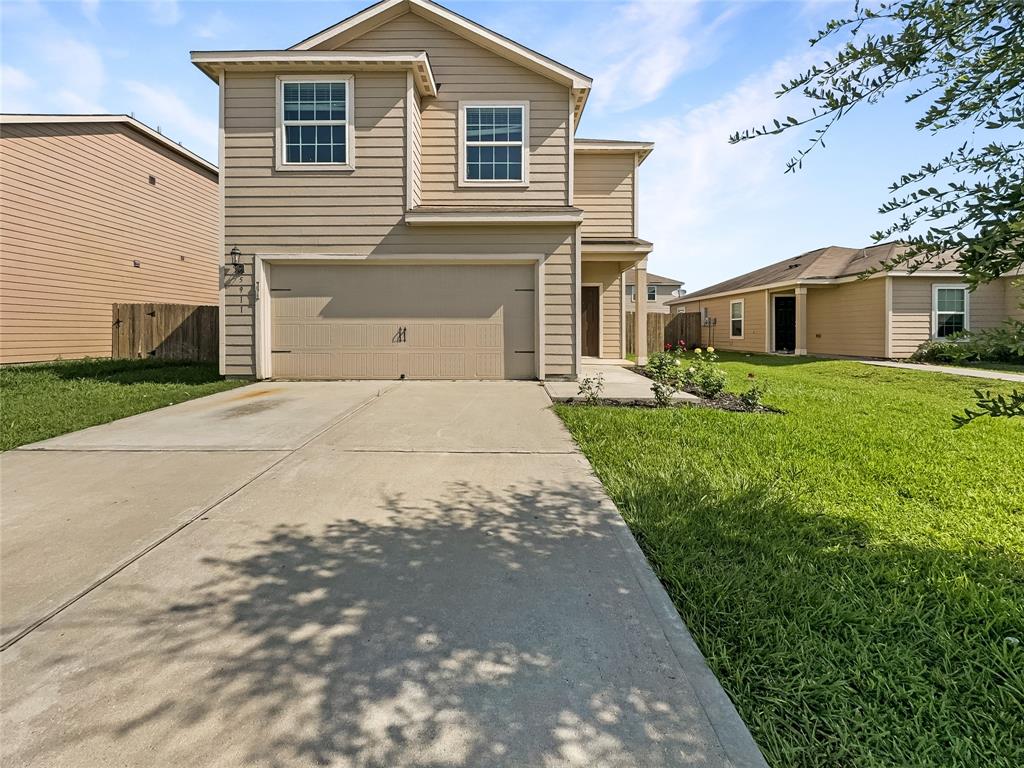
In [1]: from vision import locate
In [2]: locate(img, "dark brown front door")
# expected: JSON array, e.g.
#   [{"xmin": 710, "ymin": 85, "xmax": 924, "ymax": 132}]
[{"xmin": 582, "ymin": 285, "xmax": 600, "ymax": 357}]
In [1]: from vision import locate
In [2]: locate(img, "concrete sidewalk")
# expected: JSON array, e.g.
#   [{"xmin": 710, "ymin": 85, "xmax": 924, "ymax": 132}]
[
  {"xmin": 860, "ymin": 360, "xmax": 1024, "ymax": 383},
  {"xmin": 1, "ymin": 381, "xmax": 765, "ymax": 768},
  {"xmin": 545, "ymin": 362, "xmax": 699, "ymax": 404}
]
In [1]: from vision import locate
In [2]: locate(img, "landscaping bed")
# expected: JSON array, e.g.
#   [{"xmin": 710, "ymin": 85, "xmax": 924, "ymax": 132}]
[
  {"xmin": 0, "ymin": 358, "xmax": 244, "ymax": 450},
  {"xmin": 556, "ymin": 353, "xmax": 1023, "ymax": 767}
]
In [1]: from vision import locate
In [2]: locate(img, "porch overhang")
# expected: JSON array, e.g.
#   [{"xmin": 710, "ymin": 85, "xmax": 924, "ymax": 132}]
[{"xmin": 581, "ymin": 238, "xmax": 653, "ymax": 260}]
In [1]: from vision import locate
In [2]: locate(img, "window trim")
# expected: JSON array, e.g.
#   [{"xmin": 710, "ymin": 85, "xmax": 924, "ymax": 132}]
[
  {"xmin": 730, "ymin": 299, "xmax": 744, "ymax": 339},
  {"xmin": 932, "ymin": 283, "xmax": 969, "ymax": 338},
  {"xmin": 646, "ymin": 285, "xmax": 657, "ymax": 302},
  {"xmin": 458, "ymin": 100, "xmax": 530, "ymax": 188},
  {"xmin": 275, "ymin": 74, "xmax": 355, "ymax": 172}
]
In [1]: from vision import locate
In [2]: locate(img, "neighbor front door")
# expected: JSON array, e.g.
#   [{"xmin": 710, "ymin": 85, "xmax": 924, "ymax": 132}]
[
  {"xmin": 774, "ymin": 295, "xmax": 796, "ymax": 352},
  {"xmin": 581, "ymin": 286, "xmax": 600, "ymax": 357}
]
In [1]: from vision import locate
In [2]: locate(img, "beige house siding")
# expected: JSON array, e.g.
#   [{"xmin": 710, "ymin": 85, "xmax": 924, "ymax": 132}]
[
  {"xmin": 581, "ymin": 261, "xmax": 624, "ymax": 358},
  {"xmin": 678, "ymin": 290, "xmax": 767, "ymax": 353},
  {"xmin": 890, "ymin": 276, "xmax": 1018, "ymax": 358},
  {"xmin": 574, "ymin": 153, "xmax": 633, "ymax": 238},
  {"xmin": 319, "ymin": 10, "xmax": 570, "ymax": 206},
  {"xmin": 0, "ymin": 121, "xmax": 218, "ymax": 365},
  {"xmin": 806, "ymin": 278, "xmax": 886, "ymax": 358},
  {"xmin": 221, "ymin": 26, "xmax": 578, "ymax": 378},
  {"xmin": 1007, "ymin": 279, "xmax": 1023, "ymax": 321},
  {"xmin": 408, "ymin": 83, "xmax": 422, "ymax": 207}
]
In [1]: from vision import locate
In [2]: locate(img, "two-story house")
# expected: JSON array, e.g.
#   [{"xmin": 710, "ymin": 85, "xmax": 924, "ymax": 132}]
[
  {"xmin": 624, "ymin": 268, "xmax": 685, "ymax": 314},
  {"xmin": 192, "ymin": 0, "xmax": 655, "ymax": 380}
]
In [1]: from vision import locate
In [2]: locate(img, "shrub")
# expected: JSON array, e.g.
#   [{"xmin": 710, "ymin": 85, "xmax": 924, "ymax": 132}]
[
  {"xmin": 682, "ymin": 347, "xmax": 728, "ymax": 398},
  {"xmin": 910, "ymin": 338, "xmax": 973, "ymax": 364},
  {"xmin": 741, "ymin": 376, "xmax": 765, "ymax": 411},
  {"xmin": 576, "ymin": 372, "xmax": 605, "ymax": 405}
]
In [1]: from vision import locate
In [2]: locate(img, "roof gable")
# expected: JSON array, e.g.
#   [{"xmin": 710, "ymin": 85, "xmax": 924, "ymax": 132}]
[{"xmin": 291, "ymin": 0, "xmax": 591, "ymax": 120}]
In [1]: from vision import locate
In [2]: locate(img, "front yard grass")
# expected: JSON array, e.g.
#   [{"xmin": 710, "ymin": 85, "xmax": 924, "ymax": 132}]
[
  {"xmin": 556, "ymin": 353, "xmax": 1023, "ymax": 767},
  {"xmin": 0, "ymin": 358, "xmax": 244, "ymax": 450}
]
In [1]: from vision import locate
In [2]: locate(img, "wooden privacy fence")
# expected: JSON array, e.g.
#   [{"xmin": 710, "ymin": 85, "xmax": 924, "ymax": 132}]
[
  {"xmin": 112, "ymin": 303, "xmax": 219, "ymax": 362},
  {"xmin": 625, "ymin": 311, "xmax": 703, "ymax": 356}
]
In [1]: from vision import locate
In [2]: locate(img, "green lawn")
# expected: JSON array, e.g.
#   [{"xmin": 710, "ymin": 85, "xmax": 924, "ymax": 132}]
[
  {"xmin": 0, "ymin": 358, "xmax": 244, "ymax": 451},
  {"xmin": 556, "ymin": 353, "xmax": 1023, "ymax": 768}
]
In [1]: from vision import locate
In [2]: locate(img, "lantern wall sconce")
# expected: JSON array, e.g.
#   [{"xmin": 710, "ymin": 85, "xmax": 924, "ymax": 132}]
[{"xmin": 227, "ymin": 246, "xmax": 245, "ymax": 275}]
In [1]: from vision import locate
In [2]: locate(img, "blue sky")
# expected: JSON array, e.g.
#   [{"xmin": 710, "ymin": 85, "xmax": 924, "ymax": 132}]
[{"xmin": 0, "ymin": 0, "xmax": 958, "ymax": 291}]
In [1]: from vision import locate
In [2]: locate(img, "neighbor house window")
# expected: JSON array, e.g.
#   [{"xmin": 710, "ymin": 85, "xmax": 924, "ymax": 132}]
[
  {"xmin": 278, "ymin": 75, "xmax": 353, "ymax": 169},
  {"xmin": 730, "ymin": 299, "xmax": 744, "ymax": 338},
  {"xmin": 933, "ymin": 284, "xmax": 969, "ymax": 337},
  {"xmin": 461, "ymin": 103, "xmax": 527, "ymax": 184},
  {"xmin": 647, "ymin": 285, "xmax": 657, "ymax": 302},
  {"xmin": 626, "ymin": 285, "xmax": 635, "ymax": 299}
]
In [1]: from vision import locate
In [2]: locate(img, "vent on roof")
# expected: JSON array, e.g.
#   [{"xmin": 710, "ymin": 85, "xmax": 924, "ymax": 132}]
[{"xmin": 787, "ymin": 263, "xmax": 800, "ymax": 269}]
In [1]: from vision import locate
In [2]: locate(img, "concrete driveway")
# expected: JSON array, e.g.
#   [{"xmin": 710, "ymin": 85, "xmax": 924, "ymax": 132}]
[{"xmin": 1, "ymin": 381, "xmax": 765, "ymax": 768}]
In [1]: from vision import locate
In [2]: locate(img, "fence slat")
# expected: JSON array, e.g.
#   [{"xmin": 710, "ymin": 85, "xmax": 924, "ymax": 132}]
[
  {"xmin": 625, "ymin": 311, "xmax": 703, "ymax": 357},
  {"xmin": 110, "ymin": 303, "xmax": 219, "ymax": 362}
]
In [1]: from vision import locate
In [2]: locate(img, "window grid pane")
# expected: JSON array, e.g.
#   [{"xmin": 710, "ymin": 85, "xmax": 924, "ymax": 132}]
[
  {"xmin": 465, "ymin": 105, "xmax": 524, "ymax": 181},
  {"xmin": 647, "ymin": 286, "xmax": 657, "ymax": 301},
  {"xmin": 731, "ymin": 303, "xmax": 742, "ymax": 320},
  {"xmin": 731, "ymin": 319, "xmax": 743, "ymax": 336},
  {"xmin": 283, "ymin": 80, "xmax": 347, "ymax": 164},
  {"xmin": 936, "ymin": 288, "xmax": 965, "ymax": 313},
  {"xmin": 936, "ymin": 312, "xmax": 965, "ymax": 337}
]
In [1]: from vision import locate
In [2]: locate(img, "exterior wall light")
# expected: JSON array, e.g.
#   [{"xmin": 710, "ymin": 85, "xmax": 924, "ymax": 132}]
[{"xmin": 229, "ymin": 246, "xmax": 244, "ymax": 275}]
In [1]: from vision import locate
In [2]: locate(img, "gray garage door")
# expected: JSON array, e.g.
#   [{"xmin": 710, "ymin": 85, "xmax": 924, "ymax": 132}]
[{"xmin": 269, "ymin": 263, "xmax": 536, "ymax": 380}]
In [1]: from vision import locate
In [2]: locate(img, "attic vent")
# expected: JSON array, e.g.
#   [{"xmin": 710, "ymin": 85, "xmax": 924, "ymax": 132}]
[{"xmin": 787, "ymin": 263, "xmax": 800, "ymax": 269}]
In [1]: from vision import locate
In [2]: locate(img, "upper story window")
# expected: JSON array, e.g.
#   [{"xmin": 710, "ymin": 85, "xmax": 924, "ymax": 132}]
[
  {"xmin": 277, "ymin": 75, "xmax": 353, "ymax": 171},
  {"xmin": 647, "ymin": 285, "xmax": 657, "ymax": 302},
  {"xmin": 933, "ymin": 284, "xmax": 969, "ymax": 337},
  {"xmin": 460, "ymin": 102, "xmax": 529, "ymax": 186},
  {"xmin": 730, "ymin": 299, "xmax": 744, "ymax": 338}
]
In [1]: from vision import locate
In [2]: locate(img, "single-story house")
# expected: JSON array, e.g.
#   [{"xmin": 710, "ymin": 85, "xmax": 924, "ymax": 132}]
[
  {"xmin": 0, "ymin": 114, "xmax": 219, "ymax": 364},
  {"xmin": 624, "ymin": 268, "xmax": 684, "ymax": 314},
  {"xmin": 666, "ymin": 242, "xmax": 1023, "ymax": 358}
]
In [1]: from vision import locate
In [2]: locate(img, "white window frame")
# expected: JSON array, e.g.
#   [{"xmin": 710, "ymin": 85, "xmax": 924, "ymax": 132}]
[
  {"xmin": 275, "ymin": 74, "xmax": 355, "ymax": 172},
  {"xmin": 932, "ymin": 283, "xmax": 970, "ymax": 338},
  {"xmin": 646, "ymin": 285, "xmax": 657, "ymax": 302},
  {"xmin": 730, "ymin": 299, "xmax": 744, "ymax": 339},
  {"xmin": 458, "ymin": 100, "xmax": 529, "ymax": 188}
]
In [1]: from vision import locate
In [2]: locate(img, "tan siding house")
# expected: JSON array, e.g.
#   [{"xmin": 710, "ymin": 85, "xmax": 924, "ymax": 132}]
[
  {"xmin": 669, "ymin": 243, "xmax": 1022, "ymax": 359},
  {"xmin": 193, "ymin": 0, "xmax": 657, "ymax": 380},
  {"xmin": 0, "ymin": 115, "xmax": 219, "ymax": 365}
]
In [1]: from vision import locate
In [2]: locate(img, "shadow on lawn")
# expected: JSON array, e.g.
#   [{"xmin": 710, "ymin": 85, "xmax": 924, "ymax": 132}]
[
  {"xmin": 11, "ymin": 480, "xmax": 723, "ymax": 767},
  {"xmin": 618, "ymin": 475, "xmax": 1023, "ymax": 766},
  {"xmin": 3, "ymin": 358, "xmax": 225, "ymax": 386}
]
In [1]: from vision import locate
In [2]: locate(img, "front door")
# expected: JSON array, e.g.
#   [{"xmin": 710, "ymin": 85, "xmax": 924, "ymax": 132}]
[
  {"xmin": 774, "ymin": 295, "xmax": 796, "ymax": 352},
  {"xmin": 581, "ymin": 286, "xmax": 600, "ymax": 357}
]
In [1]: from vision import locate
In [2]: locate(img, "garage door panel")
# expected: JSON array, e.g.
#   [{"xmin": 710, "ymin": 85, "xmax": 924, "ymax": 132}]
[{"xmin": 269, "ymin": 264, "xmax": 535, "ymax": 380}]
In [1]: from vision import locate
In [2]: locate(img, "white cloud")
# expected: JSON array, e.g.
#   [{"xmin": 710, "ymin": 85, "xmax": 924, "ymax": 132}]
[
  {"xmin": 1, "ymin": 65, "xmax": 36, "ymax": 112},
  {"xmin": 149, "ymin": 0, "xmax": 180, "ymax": 26},
  {"xmin": 624, "ymin": 51, "xmax": 825, "ymax": 288},
  {"xmin": 38, "ymin": 36, "xmax": 107, "ymax": 112},
  {"xmin": 587, "ymin": 0, "xmax": 737, "ymax": 113},
  {"xmin": 194, "ymin": 10, "xmax": 232, "ymax": 40},
  {"xmin": 81, "ymin": 0, "xmax": 100, "ymax": 24},
  {"xmin": 123, "ymin": 80, "xmax": 216, "ymax": 159}
]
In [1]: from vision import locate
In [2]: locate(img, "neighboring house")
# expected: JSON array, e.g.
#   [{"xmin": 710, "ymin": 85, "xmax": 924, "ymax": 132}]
[
  {"xmin": 191, "ymin": 0, "xmax": 656, "ymax": 380},
  {"xmin": 0, "ymin": 114, "xmax": 219, "ymax": 365},
  {"xmin": 666, "ymin": 243, "xmax": 1023, "ymax": 359},
  {"xmin": 624, "ymin": 268, "xmax": 684, "ymax": 314}
]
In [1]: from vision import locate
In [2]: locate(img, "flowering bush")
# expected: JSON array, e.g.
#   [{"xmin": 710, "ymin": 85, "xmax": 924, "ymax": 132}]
[
  {"xmin": 739, "ymin": 373, "xmax": 768, "ymax": 409},
  {"xmin": 681, "ymin": 347, "xmax": 727, "ymax": 398},
  {"xmin": 645, "ymin": 350, "xmax": 686, "ymax": 407}
]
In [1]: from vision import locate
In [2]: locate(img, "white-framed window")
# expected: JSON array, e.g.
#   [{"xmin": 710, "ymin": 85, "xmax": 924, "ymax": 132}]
[
  {"xmin": 932, "ymin": 284, "xmax": 969, "ymax": 337},
  {"xmin": 276, "ymin": 74, "xmax": 354, "ymax": 171},
  {"xmin": 626, "ymin": 285, "xmax": 635, "ymax": 299},
  {"xmin": 459, "ymin": 101, "xmax": 529, "ymax": 186},
  {"xmin": 647, "ymin": 285, "xmax": 657, "ymax": 302},
  {"xmin": 730, "ymin": 299, "xmax": 744, "ymax": 338}
]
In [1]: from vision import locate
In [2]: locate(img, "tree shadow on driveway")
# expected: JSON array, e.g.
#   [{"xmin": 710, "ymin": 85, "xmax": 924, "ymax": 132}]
[{"xmin": 3, "ymin": 476, "xmax": 732, "ymax": 767}]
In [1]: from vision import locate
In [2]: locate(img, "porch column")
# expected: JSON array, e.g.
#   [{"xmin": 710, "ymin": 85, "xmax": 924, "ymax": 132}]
[
  {"xmin": 795, "ymin": 286, "xmax": 808, "ymax": 356},
  {"xmin": 634, "ymin": 259, "xmax": 649, "ymax": 365}
]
